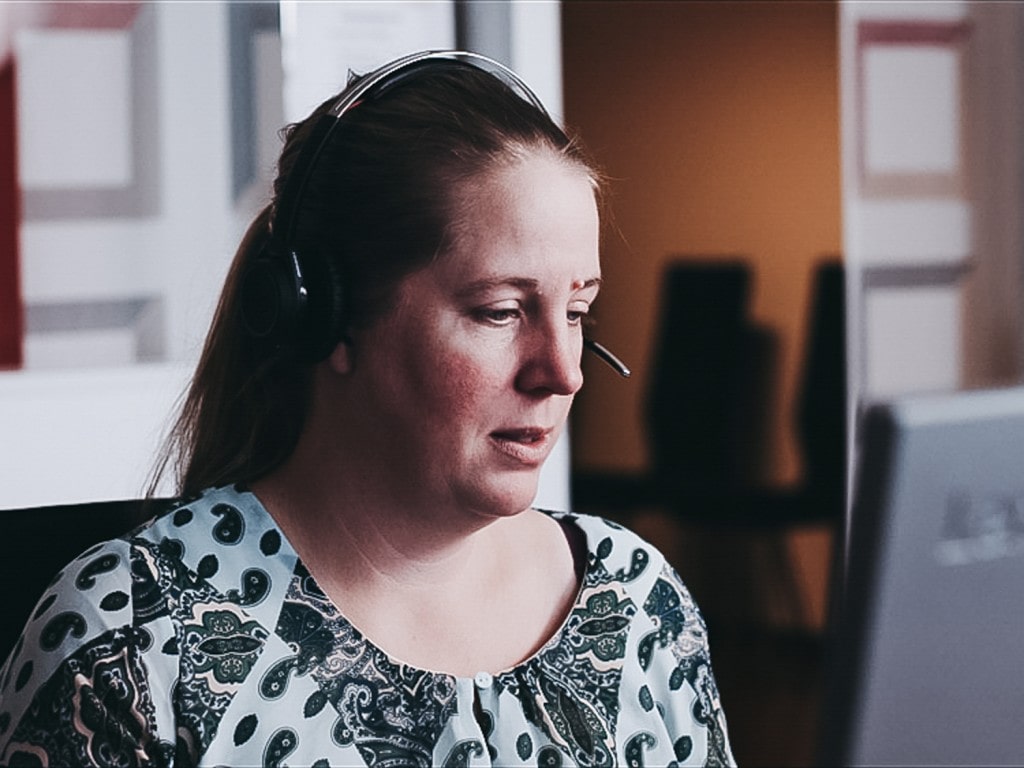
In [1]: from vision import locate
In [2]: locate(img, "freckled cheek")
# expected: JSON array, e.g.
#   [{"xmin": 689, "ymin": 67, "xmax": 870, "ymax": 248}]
[{"xmin": 419, "ymin": 351, "xmax": 509, "ymax": 424}]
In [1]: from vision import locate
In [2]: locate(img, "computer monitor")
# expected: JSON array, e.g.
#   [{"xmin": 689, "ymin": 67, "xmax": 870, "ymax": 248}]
[{"xmin": 819, "ymin": 386, "xmax": 1024, "ymax": 766}]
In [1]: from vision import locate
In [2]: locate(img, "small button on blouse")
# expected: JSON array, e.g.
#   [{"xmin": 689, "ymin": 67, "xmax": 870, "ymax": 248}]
[{"xmin": 474, "ymin": 671, "xmax": 494, "ymax": 690}]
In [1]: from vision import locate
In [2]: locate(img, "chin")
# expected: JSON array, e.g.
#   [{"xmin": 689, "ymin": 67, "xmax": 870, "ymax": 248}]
[{"xmin": 459, "ymin": 476, "xmax": 540, "ymax": 520}]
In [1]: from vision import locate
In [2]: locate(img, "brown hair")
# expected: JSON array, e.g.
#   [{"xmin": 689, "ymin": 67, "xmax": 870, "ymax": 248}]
[{"xmin": 155, "ymin": 60, "xmax": 599, "ymax": 497}]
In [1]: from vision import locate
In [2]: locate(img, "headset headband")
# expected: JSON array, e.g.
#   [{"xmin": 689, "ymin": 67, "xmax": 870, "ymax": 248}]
[
  {"xmin": 330, "ymin": 50, "xmax": 548, "ymax": 119},
  {"xmin": 273, "ymin": 50, "xmax": 548, "ymax": 255}
]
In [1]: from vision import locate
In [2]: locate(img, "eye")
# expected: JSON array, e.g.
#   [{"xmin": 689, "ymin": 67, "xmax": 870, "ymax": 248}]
[
  {"xmin": 474, "ymin": 305, "xmax": 522, "ymax": 326},
  {"xmin": 567, "ymin": 304, "xmax": 592, "ymax": 327}
]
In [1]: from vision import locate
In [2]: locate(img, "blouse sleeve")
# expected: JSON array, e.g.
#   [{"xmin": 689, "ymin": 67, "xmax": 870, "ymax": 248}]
[
  {"xmin": 639, "ymin": 562, "xmax": 736, "ymax": 767},
  {"xmin": 0, "ymin": 539, "xmax": 172, "ymax": 767}
]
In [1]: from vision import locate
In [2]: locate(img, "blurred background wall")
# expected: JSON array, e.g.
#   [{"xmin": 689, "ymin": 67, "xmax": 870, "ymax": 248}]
[{"xmin": 564, "ymin": 0, "xmax": 841, "ymax": 486}]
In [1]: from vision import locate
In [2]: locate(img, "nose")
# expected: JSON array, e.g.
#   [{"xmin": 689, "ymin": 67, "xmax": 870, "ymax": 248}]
[{"xmin": 515, "ymin": 320, "xmax": 584, "ymax": 397}]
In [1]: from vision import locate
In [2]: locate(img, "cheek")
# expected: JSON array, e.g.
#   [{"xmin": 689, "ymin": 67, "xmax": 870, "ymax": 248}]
[
  {"xmin": 424, "ymin": 348, "xmax": 506, "ymax": 416},
  {"xmin": 374, "ymin": 310, "xmax": 514, "ymax": 425}
]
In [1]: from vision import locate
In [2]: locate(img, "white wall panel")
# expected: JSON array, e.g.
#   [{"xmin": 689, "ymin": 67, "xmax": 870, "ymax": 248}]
[
  {"xmin": 864, "ymin": 47, "xmax": 960, "ymax": 176},
  {"xmin": 153, "ymin": 1, "xmax": 235, "ymax": 364},
  {"xmin": 24, "ymin": 327, "xmax": 137, "ymax": 370},
  {"xmin": 857, "ymin": 199, "xmax": 971, "ymax": 264},
  {"xmin": 0, "ymin": 364, "xmax": 190, "ymax": 507},
  {"xmin": 279, "ymin": 0, "xmax": 454, "ymax": 122},
  {"xmin": 16, "ymin": 28, "xmax": 132, "ymax": 188},
  {"xmin": 2, "ymin": 4, "xmax": 234, "ymax": 505},
  {"xmin": 20, "ymin": 219, "xmax": 156, "ymax": 301},
  {"xmin": 510, "ymin": 1, "xmax": 563, "ymax": 124},
  {"xmin": 840, "ymin": 0, "xmax": 975, "ymax": 518},
  {"xmin": 865, "ymin": 287, "xmax": 961, "ymax": 397}
]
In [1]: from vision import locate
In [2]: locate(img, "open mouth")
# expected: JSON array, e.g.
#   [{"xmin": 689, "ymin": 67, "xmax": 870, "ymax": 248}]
[
  {"xmin": 491, "ymin": 428, "xmax": 547, "ymax": 444},
  {"xmin": 489, "ymin": 427, "xmax": 551, "ymax": 465}
]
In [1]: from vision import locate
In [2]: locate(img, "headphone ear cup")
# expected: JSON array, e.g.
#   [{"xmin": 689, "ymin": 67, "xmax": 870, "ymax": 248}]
[
  {"xmin": 298, "ymin": 250, "xmax": 346, "ymax": 362},
  {"xmin": 240, "ymin": 244, "xmax": 306, "ymax": 347}
]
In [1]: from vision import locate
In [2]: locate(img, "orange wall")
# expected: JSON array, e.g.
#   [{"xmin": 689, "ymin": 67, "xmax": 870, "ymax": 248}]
[{"xmin": 563, "ymin": 1, "xmax": 841, "ymax": 486}]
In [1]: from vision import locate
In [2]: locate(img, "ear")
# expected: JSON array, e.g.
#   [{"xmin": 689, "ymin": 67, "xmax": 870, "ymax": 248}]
[{"xmin": 326, "ymin": 339, "xmax": 353, "ymax": 374}]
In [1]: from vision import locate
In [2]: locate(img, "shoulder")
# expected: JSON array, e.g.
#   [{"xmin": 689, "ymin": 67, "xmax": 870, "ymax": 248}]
[
  {"xmin": 4, "ymin": 530, "xmax": 137, "ymax": 666},
  {"xmin": 143, "ymin": 483, "xmax": 273, "ymax": 545},
  {"xmin": 5, "ymin": 483, "xmax": 269, "ymax": 659},
  {"xmin": 0, "ymin": 487, "xmax": 284, "ymax": 695},
  {"xmin": 549, "ymin": 511, "xmax": 710, "ymax": 656},
  {"xmin": 0, "ymin": 486, "xmax": 298, "ymax": 762},
  {"xmin": 0, "ymin": 532, "xmax": 139, "ymax": 746},
  {"xmin": 547, "ymin": 510, "xmax": 669, "ymax": 597},
  {"xmin": 555, "ymin": 515, "xmax": 734, "ymax": 764}
]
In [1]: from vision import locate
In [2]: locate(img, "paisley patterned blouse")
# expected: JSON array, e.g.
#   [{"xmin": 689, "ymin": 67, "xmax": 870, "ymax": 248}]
[{"xmin": 0, "ymin": 485, "xmax": 733, "ymax": 767}]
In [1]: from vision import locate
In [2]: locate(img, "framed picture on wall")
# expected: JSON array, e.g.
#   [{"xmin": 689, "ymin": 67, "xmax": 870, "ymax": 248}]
[{"xmin": 857, "ymin": 20, "xmax": 972, "ymax": 198}]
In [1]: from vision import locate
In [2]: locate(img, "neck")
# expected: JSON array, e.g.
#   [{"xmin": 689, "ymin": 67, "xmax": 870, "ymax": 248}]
[
  {"xmin": 252, "ymin": 428, "xmax": 509, "ymax": 594},
  {"xmin": 250, "ymin": 413, "xmax": 581, "ymax": 677}
]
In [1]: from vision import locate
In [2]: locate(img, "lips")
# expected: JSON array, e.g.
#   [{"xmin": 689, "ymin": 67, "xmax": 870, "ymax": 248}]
[{"xmin": 489, "ymin": 427, "xmax": 553, "ymax": 466}]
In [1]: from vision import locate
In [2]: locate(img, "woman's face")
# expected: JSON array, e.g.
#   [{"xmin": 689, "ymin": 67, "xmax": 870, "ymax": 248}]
[{"xmin": 339, "ymin": 151, "xmax": 600, "ymax": 519}]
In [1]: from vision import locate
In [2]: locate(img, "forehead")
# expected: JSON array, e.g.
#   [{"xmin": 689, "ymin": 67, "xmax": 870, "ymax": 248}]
[{"xmin": 441, "ymin": 152, "xmax": 600, "ymax": 280}]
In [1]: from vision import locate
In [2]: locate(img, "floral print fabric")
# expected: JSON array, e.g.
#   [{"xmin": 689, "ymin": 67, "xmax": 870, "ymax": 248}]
[{"xmin": 0, "ymin": 486, "xmax": 733, "ymax": 767}]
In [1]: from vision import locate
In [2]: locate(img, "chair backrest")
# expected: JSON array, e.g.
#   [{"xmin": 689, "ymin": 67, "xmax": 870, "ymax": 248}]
[
  {"xmin": 644, "ymin": 257, "xmax": 845, "ymax": 527},
  {"xmin": 645, "ymin": 259, "xmax": 770, "ymax": 494},
  {"xmin": 795, "ymin": 259, "xmax": 846, "ymax": 502},
  {"xmin": 0, "ymin": 498, "xmax": 177, "ymax": 663}
]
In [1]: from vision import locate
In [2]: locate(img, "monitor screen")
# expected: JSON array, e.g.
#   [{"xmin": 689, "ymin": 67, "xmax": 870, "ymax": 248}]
[{"xmin": 819, "ymin": 386, "xmax": 1024, "ymax": 766}]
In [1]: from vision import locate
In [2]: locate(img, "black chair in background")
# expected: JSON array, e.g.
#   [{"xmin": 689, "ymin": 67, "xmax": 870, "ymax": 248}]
[
  {"xmin": 0, "ymin": 498, "xmax": 177, "ymax": 662},
  {"xmin": 572, "ymin": 259, "xmax": 774, "ymax": 511},
  {"xmin": 795, "ymin": 259, "xmax": 847, "ymax": 520},
  {"xmin": 646, "ymin": 258, "xmax": 846, "ymax": 527},
  {"xmin": 645, "ymin": 259, "xmax": 777, "ymax": 514}
]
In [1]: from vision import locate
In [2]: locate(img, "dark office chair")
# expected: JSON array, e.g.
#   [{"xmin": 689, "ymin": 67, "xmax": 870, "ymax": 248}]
[
  {"xmin": 644, "ymin": 258, "xmax": 846, "ymax": 524},
  {"xmin": 645, "ymin": 259, "xmax": 777, "ymax": 515},
  {"xmin": 0, "ymin": 498, "xmax": 178, "ymax": 662},
  {"xmin": 795, "ymin": 259, "xmax": 847, "ymax": 518}
]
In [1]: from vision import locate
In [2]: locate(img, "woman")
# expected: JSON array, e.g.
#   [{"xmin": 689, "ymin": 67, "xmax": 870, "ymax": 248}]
[{"xmin": 0, "ymin": 51, "xmax": 733, "ymax": 767}]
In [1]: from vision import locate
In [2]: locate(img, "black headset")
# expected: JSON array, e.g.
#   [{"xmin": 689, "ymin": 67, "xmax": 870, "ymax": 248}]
[{"xmin": 239, "ymin": 49, "xmax": 630, "ymax": 377}]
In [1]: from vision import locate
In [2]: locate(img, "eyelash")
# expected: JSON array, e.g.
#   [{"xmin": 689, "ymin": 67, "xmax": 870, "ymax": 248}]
[
  {"xmin": 477, "ymin": 308, "xmax": 521, "ymax": 325},
  {"xmin": 474, "ymin": 306, "xmax": 591, "ymax": 327}
]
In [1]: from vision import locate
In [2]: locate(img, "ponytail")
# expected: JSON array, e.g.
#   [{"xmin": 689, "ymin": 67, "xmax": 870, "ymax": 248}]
[{"xmin": 152, "ymin": 207, "xmax": 311, "ymax": 497}]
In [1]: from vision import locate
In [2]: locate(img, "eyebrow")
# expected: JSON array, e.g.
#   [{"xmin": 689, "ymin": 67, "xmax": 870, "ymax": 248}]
[{"xmin": 455, "ymin": 276, "xmax": 602, "ymax": 299}]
